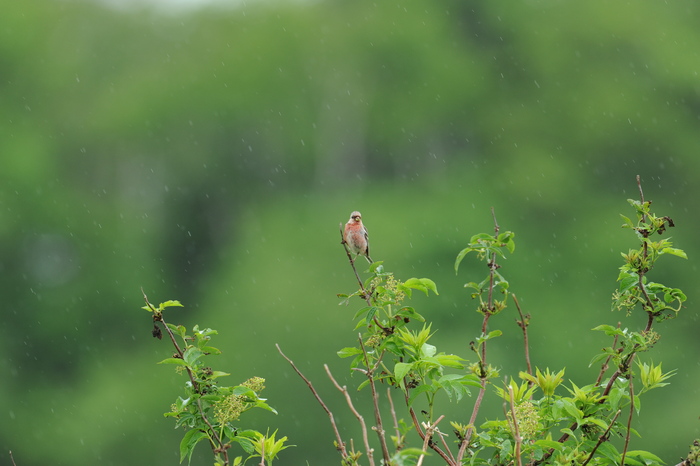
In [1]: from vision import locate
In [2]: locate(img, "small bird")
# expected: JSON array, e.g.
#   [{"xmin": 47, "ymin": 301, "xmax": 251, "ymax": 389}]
[{"xmin": 343, "ymin": 211, "xmax": 373, "ymax": 264}]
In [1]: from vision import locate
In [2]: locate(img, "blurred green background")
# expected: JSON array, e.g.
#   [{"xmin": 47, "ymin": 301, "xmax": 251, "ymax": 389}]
[{"xmin": 2, "ymin": 0, "xmax": 699, "ymax": 464}]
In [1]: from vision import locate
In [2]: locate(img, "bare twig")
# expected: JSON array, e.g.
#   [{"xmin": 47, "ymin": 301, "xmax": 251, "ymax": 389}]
[
  {"xmin": 581, "ymin": 410, "xmax": 621, "ymax": 466},
  {"xmin": 416, "ymin": 415, "xmax": 446, "ymax": 466},
  {"xmin": 325, "ymin": 364, "xmax": 375, "ymax": 466},
  {"xmin": 9, "ymin": 451, "xmax": 17, "ymax": 466},
  {"xmin": 386, "ymin": 387, "xmax": 402, "ymax": 452},
  {"xmin": 402, "ymin": 387, "xmax": 456, "ymax": 465},
  {"xmin": 276, "ymin": 344, "xmax": 349, "ymax": 460},
  {"xmin": 512, "ymin": 294, "xmax": 532, "ymax": 380}
]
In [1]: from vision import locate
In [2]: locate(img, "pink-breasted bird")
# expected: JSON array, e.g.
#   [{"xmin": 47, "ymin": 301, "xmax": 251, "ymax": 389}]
[{"xmin": 343, "ymin": 211, "xmax": 373, "ymax": 264}]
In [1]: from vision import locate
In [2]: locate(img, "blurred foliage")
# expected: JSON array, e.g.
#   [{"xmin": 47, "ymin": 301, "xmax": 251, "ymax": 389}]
[{"xmin": 1, "ymin": 0, "xmax": 699, "ymax": 464}]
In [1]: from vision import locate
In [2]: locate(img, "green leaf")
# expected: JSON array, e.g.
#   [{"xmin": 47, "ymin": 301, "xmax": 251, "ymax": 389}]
[
  {"xmin": 394, "ymin": 362, "xmax": 413, "ymax": 382},
  {"xmin": 352, "ymin": 306, "xmax": 372, "ymax": 320},
  {"xmin": 486, "ymin": 329, "xmax": 503, "ymax": 339},
  {"xmin": 158, "ymin": 357, "xmax": 187, "ymax": 366},
  {"xmin": 625, "ymin": 450, "xmax": 664, "ymax": 464},
  {"xmin": 592, "ymin": 325, "xmax": 625, "ymax": 336},
  {"xmin": 403, "ymin": 278, "xmax": 439, "ymax": 296},
  {"xmin": 454, "ymin": 247, "xmax": 472, "ymax": 274},
  {"xmin": 179, "ymin": 429, "xmax": 208, "ymax": 464},
  {"xmin": 533, "ymin": 439, "xmax": 563, "ymax": 450},
  {"xmin": 435, "ymin": 354, "xmax": 466, "ymax": 369},
  {"xmin": 620, "ymin": 214, "xmax": 634, "ymax": 228},
  {"xmin": 337, "ymin": 347, "xmax": 363, "ymax": 358},
  {"xmin": 199, "ymin": 345, "xmax": 221, "ymax": 355},
  {"xmin": 162, "ymin": 300, "xmax": 184, "ymax": 309},
  {"xmin": 183, "ymin": 347, "xmax": 204, "ymax": 368},
  {"xmin": 407, "ymin": 384, "xmax": 433, "ymax": 406},
  {"xmin": 420, "ymin": 343, "xmax": 437, "ymax": 358},
  {"xmin": 660, "ymin": 247, "xmax": 687, "ymax": 259}
]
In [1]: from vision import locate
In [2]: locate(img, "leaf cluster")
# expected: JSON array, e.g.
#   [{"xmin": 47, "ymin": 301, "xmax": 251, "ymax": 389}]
[
  {"xmin": 141, "ymin": 296, "xmax": 290, "ymax": 466},
  {"xmin": 320, "ymin": 193, "xmax": 696, "ymax": 465}
]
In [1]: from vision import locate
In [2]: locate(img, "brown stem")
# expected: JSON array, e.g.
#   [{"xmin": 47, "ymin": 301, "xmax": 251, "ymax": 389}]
[
  {"xmin": 457, "ymin": 379, "xmax": 486, "ymax": 462},
  {"xmin": 506, "ymin": 382, "xmax": 523, "ymax": 466},
  {"xmin": 594, "ymin": 323, "xmax": 621, "ymax": 387},
  {"xmin": 512, "ymin": 294, "xmax": 532, "ymax": 381},
  {"xmin": 416, "ymin": 415, "xmax": 446, "ymax": 466},
  {"xmin": 358, "ymin": 336, "xmax": 391, "ymax": 464},
  {"xmin": 457, "ymin": 208, "xmax": 502, "ymax": 462},
  {"xmin": 620, "ymin": 377, "xmax": 635, "ymax": 466},
  {"xmin": 403, "ymin": 387, "xmax": 456, "ymax": 465},
  {"xmin": 386, "ymin": 387, "xmax": 402, "ymax": 452},
  {"xmin": 276, "ymin": 344, "xmax": 349, "ymax": 460},
  {"xmin": 325, "ymin": 364, "xmax": 375, "ymax": 466},
  {"xmin": 581, "ymin": 410, "xmax": 622, "ymax": 466}
]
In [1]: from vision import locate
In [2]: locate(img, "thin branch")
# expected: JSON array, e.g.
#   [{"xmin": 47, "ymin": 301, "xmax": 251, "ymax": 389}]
[
  {"xmin": 512, "ymin": 294, "xmax": 532, "ymax": 380},
  {"xmin": 457, "ymin": 378, "xmax": 486, "ymax": 462},
  {"xmin": 9, "ymin": 451, "xmax": 16, "ymax": 466},
  {"xmin": 402, "ymin": 386, "xmax": 456, "ymax": 465},
  {"xmin": 581, "ymin": 410, "xmax": 621, "ymax": 466},
  {"xmin": 358, "ymin": 336, "xmax": 391, "ymax": 464},
  {"xmin": 506, "ymin": 383, "xmax": 523, "ymax": 466},
  {"xmin": 325, "ymin": 364, "xmax": 375, "ymax": 466},
  {"xmin": 416, "ymin": 415, "xmax": 446, "ymax": 466},
  {"xmin": 340, "ymin": 223, "xmax": 366, "ymax": 291},
  {"xmin": 595, "ymin": 323, "xmax": 621, "ymax": 387},
  {"xmin": 276, "ymin": 344, "xmax": 349, "ymax": 460},
  {"xmin": 340, "ymin": 225, "xmax": 391, "ymax": 334},
  {"xmin": 458, "ymin": 207, "xmax": 501, "ymax": 463},
  {"xmin": 386, "ymin": 387, "xmax": 402, "ymax": 452},
  {"xmin": 620, "ymin": 377, "xmax": 635, "ymax": 466},
  {"xmin": 636, "ymin": 175, "xmax": 645, "ymax": 206}
]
